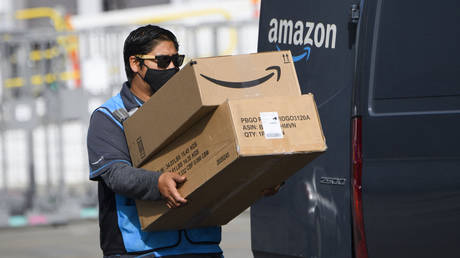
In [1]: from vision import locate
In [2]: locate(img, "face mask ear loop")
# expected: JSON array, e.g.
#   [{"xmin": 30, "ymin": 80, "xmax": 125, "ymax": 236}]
[{"xmin": 136, "ymin": 58, "xmax": 149, "ymax": 83}]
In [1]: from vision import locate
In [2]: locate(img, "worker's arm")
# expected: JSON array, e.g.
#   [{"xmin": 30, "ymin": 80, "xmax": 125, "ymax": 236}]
[
  {"xmin": 99, "ymin": 162, "xmax": 162, "ymax": 201},
  {"xmin": 87, "ymin": 110, "xmax": 186, "ymax": 207},
  {"xmin": 101, "ymin": 163, "xmax": 187, "ymax": 207}
]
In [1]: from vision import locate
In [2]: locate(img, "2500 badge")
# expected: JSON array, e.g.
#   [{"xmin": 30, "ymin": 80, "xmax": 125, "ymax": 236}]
[{"xmin": 320, "ymin": 176, "xmax": 346, "ymax": 186}]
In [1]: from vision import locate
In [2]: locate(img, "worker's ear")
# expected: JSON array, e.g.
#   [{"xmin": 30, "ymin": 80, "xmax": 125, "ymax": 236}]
[{"xmin": 129, "ymin": 56, "xmax": 141, "ymax": 73}]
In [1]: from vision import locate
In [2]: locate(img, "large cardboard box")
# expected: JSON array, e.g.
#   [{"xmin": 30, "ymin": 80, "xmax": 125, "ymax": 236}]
[
  {"xmin": 124, "ymin": 51, "xmax": 302, "ymax": 167},
  {"xmin": 136, "ymin": 94, "xmax": 326, "ymax": 231}
]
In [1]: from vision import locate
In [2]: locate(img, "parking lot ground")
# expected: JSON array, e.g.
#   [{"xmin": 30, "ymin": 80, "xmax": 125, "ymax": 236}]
[{"xmin": 0, "ymin": 209, "xmax": 252, "ymax": 258}]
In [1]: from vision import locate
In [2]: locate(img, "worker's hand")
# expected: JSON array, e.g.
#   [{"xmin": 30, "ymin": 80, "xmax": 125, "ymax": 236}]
[
  {"xmin": 261, "ymin": 182, "xmax": 285, "ymax": 197},
  {"xmin": 158, "ymin": 172, "xmax": 187, "ymax": 208}
]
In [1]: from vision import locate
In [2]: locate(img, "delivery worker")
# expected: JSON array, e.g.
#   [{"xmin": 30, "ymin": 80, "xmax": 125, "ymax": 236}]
[{"xmin": 86, "ymin": 25, "xmax": 223, "ymax": 258}]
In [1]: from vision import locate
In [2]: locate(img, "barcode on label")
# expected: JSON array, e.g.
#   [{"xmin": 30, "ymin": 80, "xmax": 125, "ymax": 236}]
[
  {"xmin": 260, "ymin": 112, "xmax": 284, "ymax": 139},
  {"xmin": 266, "ymin": 133, "xmax": 282, "ymax": 138}
]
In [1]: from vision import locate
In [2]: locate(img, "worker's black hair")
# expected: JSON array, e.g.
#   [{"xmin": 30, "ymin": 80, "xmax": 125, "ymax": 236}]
[{"xmin": 123, "ymin": 25, "xmax": 179, "ymax": 82}]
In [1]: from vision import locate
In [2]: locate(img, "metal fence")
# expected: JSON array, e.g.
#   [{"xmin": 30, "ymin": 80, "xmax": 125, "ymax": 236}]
[{"xmin": 0, "ymin": 19, "xmax": 258, "ymax": 227}]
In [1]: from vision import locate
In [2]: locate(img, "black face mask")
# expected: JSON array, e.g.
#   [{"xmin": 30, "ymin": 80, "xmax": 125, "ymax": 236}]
[{"xmin": 139, "ymin": 66, "xmax": 178, "ymax": 93}]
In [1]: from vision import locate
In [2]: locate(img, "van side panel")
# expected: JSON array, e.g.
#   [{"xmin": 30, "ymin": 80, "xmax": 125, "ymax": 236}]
[
  {"xmin": 358, "ymin": 0, "xmax": 460, "ymax": 257},
  {"xmin": 252, "ymin": 0, "xmax": 356, "ymax": 257}
]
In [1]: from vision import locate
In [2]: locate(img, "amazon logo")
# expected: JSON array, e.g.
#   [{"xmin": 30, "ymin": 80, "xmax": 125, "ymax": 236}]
[
  {"xmin": 200, "ymin": 66, "xmax": 281, "ymax": 89},
  {"xmin": 268, "ymin": 18, "xmax": 338, "ymax": 63},
  {"xmin": 276, "ymin": 45, "xmax": 311, "ymax": 62}
]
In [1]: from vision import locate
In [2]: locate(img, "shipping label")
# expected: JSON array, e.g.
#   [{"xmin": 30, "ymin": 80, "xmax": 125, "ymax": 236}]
[
  {"xmin": 260, "ymin": 112, "xmax": 283, "ymax": 139},
  {"xmin": 240, "ymin": 113, "xmax": 311, "ymax": 138}
]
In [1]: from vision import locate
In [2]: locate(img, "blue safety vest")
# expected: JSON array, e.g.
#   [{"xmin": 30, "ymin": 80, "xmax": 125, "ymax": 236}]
[{"xmin": 95, "ymin": 93, "xmax": 221, "ymax": 254}]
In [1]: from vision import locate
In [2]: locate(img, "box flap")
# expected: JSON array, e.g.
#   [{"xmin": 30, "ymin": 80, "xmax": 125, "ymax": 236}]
[{"xmin": 124, "ymin": 64, "xmax": 204, "ymax": 167}]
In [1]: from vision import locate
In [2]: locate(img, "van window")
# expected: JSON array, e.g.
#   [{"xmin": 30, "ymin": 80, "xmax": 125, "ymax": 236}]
[{"xmin": 370, "ymin": 0, "xmax": 460, "ymax": 112}]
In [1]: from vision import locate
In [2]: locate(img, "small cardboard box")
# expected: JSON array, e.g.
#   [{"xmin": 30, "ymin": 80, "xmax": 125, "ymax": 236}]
[
  {"xmin": 124, "ymin": 51, "xmax": 302, "ymax": 168},
  {"xmin": 136, "ymin": 94, "xmax": 326, "ymax": 231}
]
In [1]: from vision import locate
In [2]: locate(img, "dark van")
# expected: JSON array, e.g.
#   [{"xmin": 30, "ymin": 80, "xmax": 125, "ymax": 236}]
[{"xmin": 252, "ymin": 0, "xmax": 460, "ymax": 257}]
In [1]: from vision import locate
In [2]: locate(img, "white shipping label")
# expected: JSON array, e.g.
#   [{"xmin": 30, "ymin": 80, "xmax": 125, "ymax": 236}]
[{"xmin": 260, "ymin": 112, "xmax": 284, "ymax": 139}]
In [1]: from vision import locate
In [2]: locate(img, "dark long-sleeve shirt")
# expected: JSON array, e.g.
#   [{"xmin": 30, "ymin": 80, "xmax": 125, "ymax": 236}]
[
  {"xmin": 86, "ymin": 82, "xmax": 161, "ymax": 255},
  {"xmin": 87, "ymin": 108, "xmax": 161, "ymax": 201}
]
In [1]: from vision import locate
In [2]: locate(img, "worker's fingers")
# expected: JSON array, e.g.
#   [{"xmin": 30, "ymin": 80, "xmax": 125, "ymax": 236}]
[
  {"xmin": 262, "ymin": 188, "xmax": 276, "ymax": 196},
  {"xmin": 159, "ymin": 172, "xmax": 187, "ymax": 208},
  {"xmin": 167, "ymin": 194, "xmax": 180, "ymax": 207},
  {"xmin": 170, "ymin": 187, "xmax": 187, "ymax": 205},
  {"xmin": 171, "ymin": 173, "xmax": 187, "ymax": 184},
  {"xmin": 262, "ymin": 183, "xmax": 284, "ymax": 197},
  {"xmin": 167, "ymin": 198, "xmax": 178, "ymax": 208}
]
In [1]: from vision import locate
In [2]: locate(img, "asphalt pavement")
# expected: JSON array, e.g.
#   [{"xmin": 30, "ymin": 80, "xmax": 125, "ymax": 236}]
[{"xmin": 0, "ymin": 209, "xmax": 252, "ymax": 258}]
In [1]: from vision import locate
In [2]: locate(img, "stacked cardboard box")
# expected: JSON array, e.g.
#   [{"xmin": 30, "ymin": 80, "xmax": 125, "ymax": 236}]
[
  {"xmin": 124, "ymin": 51, "xmax": 302, "ymax": 167},
  {"xmin": 123, "ymin": 51, "xmax": 327, "ymax": 231}
]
